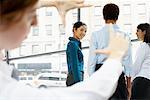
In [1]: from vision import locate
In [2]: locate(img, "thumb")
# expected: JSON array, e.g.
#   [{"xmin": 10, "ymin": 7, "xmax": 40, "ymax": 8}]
[
  {"xmin": 57, "ymin": 8, "xmax": 66, "ymax": 26},
  {"xmin": 76, "ymin": 3, "xmax": 93, "ymax": 8}
]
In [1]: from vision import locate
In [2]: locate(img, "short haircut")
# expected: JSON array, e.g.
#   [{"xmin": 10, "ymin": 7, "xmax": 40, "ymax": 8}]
[
  {"xmin": 137, "ymin": 23, "xmax": 150, "ymax": 32},
  {"xmin": 103, "ymin": 3, "xmax": 119, "ymax": 21},
  {"xmin": 73, "ymin": 21, "xmax": 86, "ymax": 32}
]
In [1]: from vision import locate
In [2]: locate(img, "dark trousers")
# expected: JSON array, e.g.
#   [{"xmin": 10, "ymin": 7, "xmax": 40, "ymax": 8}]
[
  {"xmin": 131, "ymin": 77, "xmax": 150, "ymax": 100},
  {"xmin": 95, "ymin": 64, "xmax": 128, "ymax": 100},
  {"xmin": 66, "ymin": 71, "xmax": 84, "ymax": 87},
  {"xmin": 95, "ymin": 64, "xmax": 103, "ymax": 71},
  {"xmin": 109, "ymin": 72, "xmax": 128, "ymax": 100}
]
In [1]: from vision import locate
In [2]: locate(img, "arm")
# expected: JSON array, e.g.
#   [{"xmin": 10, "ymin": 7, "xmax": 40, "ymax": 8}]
[
  {"xmin": 72, "ymin": 58, "xmax": 123, "ymax": 100},
  {"xmin": 121, "ymin": 41, "xmax": 132, "ymax": 89},
  {"xmin": 95, "ymin": 49, "xmax": 110, "ymax": 55},
  {"xmin": 2, "ymin": 59, "xmax": 123, "ymax": 100},
  {"xmin": 2, "ymin": 24, "xmax": 129, "ymax": 100},
  {"xmin": 38, "ymin": 0, "xmax": 56, "ymax": 7},
  {"xmin": 39, "ymin": 0, "xmax": 91, "ymax": 8},
  {"xmin": 131, "ymin": 43, "xmax": 146, "ymax": 78}
]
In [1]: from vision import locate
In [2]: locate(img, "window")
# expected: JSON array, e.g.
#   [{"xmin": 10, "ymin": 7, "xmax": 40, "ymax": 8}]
[
  {"xmin": 19, "ymin": 77, "xmax": 27, "ymax": 80},
  {"xmin": 72, "ymin": 10, "xmax": 78, "ymax": 22},
  {"xmin": 45, "ymin": 44, "xmax": 52, "ymax": 52},
  {"xmin": 39, "ymin": 76, "xmax": 49, "ymax": 80},
  {"xmin": 49, "ymin": 77, "xmax": 59, "ymax": 80},
  {"xmin": 45, "ymin": 7, "xmax": 53, "ymax": 16},
  {"xmin": 32, "ymin": 26, "xmax": 39, "ymax": 36},
  {"xmin": 94, "ymin": 16, "xmax": 102, "ymax": 26},
  {"xmin": 32, "ymin": 45, "xmax": 40, "ymax": 54},
  {"xmin": 94, "ymin": 6, "xmax": 102, "ymax": 16},
  {"xmin": 137, "ymin": 3, "xmax": 146, "ymax": 15},
  {"xmin": 59, "ymin": 24, "xmax": 65, "ymax": 35},
  {"xmin": 61, "ymin": 78, "xmax": 66, "ymax": 81},
  {"xmin": 45, "ymin": 24, "xmax": 52, "ymax": 35},
  {"xmin": 62, "ymin": 62, "xmax": 67, "ymax": 67},
  {"xmin": 122, "ymin": 4, "xmax": 131, "ymax": 15},
  {"xmin": 123, "ymin": 23, "xmax": 132, "ymax": 33},
  {"xmin": 39, "ymin": 76, "xmax": 59, "ymax": 81},
  {"xmin": 28, "ymin": 77, "xmax": 33, "ymax": 80},
  {"xmin": 19, "ymin": 45, "xmax": 27, "ymax": 56}
]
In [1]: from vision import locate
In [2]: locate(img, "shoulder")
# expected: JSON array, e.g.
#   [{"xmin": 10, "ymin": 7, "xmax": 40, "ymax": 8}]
[
  {"xmin": 136, "ymin": 42, "xmax": 150, "ymax": 54},
  {"xmin": 140, "ymin": 42, "xmax": 147, "ymax": 47},
  {"xmin": 140, "ymin": 42, "xmax": 150, "ymax": 49},
  {"xmin": 67, "ymin": 41, "xmax": 77, "ymax": 49},
  {"xmin": 92, "ymin": 27, "xmax": 106, "ymax": 36},
  {"xmin": 117, "ymin": 28, "xmax": 128, "ymax": 34},
  {"xmin": 116, "ymin": 27, "xmax": 130, "ymax": 37}
]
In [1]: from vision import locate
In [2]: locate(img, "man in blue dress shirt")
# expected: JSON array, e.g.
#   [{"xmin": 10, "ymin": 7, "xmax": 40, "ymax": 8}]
[{"xmin": 88, "ymin": 3, "xmax": 132, "ymax": 100}]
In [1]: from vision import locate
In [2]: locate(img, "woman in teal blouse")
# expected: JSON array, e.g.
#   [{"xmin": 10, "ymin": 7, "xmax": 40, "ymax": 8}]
[{"xmin": 66, "ymin": 21, "xmax": 87, "ymax": 86}]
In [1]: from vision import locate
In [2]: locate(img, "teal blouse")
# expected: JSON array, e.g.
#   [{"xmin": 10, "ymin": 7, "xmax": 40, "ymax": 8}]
[{"xmin": 66, "ymin": 37, "xmax": 84, "ymax": 82}]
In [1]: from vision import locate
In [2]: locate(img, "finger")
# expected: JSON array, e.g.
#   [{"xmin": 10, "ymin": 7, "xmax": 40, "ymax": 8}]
[
  {"xmin": 95, "ymin": 49, "xmax": 110, "ymax": 55},
  {"xmin": 57, "ymin": 9, "xmax": 66, "ymax": 26},
  {"xmin": 59, "ymin": 13, "xmax": 66, "ymax": 26},
  {"xmin": 73, "ymin": 0, "xmax": 84, "ymax": 3},
  {"xmin": 75, "ymin": 3, "xmax": 93, "ymax": 8}
]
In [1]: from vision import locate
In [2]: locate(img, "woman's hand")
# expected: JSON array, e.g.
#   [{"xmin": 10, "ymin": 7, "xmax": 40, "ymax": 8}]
[
  {"xmin": 39, "ymin": 0, "xmax": 92, "ymax": 25},
  {"xmin": 95, "ymin": 49, "xmax": 110, "ymax": 55},
  {"xmin": 95, "ymin": 24, "xmax": 129, "ymax": 61}
]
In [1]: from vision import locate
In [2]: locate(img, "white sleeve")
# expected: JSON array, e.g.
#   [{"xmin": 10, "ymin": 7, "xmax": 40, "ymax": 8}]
[
  {"xmin": 131, "ymin": 43, "xmax": 147, "ymax": 78},
  {"xmin": 71, "ymin": 59, "xmax": 123, "ymax": 99},
  {"xmin": 0, "ymin": 59, "xmax": 122, "ymax": 100}
]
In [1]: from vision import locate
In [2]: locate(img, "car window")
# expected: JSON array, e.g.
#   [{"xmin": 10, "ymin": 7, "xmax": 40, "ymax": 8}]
[
  {"xmin": 61, "ymin": 78, "xmax": 66, "ymax": 81},
  {"xmin": 38, "ymin": 77, "xmax": 49, "ymax": 80},
  {"xmin": 28, "ymin": 77, "xmax": 33, "ymax": 80},
  {"xmin": 20, "ymin": 77, "xmax": 27, "ymax": 80},
  {"xmin": 38, "ymin": 76, "xmax": 59, "ymax": 81},
  {"xmin": 49, "ymin": 77, "xmax": 59, "ymax": 80}
]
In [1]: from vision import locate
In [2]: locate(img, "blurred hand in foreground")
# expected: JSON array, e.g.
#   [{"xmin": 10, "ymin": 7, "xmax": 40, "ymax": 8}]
[
  {"xmin": 95, "ymin": 24, "xmax": 129, "ymax": 61},
  {"xmin": 39, "ymin": 0, "xmax": 92, "ymax": 26}
]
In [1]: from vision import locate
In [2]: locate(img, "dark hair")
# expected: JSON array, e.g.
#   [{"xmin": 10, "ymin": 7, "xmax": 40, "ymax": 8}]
[
  {"xmin": 72, "ymin": 21, "xmax": 86, "ymax": 32},
  {"xmin": 144, "ymin": 26, "xmax": 150, "ymax": 44},
  {"xmin": 0, "ymin": 0, "xmax": 38, "ymax": 25},
  {"xmin": 103, "ymin": 3, "xmax": 119, "ymax": 21},
  {"xmin": 137, "ymin": 23, "xmax": 150, "ymax": 32}
]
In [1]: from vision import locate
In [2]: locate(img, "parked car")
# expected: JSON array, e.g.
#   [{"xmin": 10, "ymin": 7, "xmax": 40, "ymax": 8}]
[
  {"xmin": 32, "ymin": 73, "xmax": 67, "ymax": 88},
  {"xmin": 18, "ymin": 75, "xmax": 34, "ymax": 86}
]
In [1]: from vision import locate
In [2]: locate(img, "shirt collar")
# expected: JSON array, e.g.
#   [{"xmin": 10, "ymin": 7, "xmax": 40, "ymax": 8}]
[
  {"xmin": 69, "ymin": 37, "xmax": 80, "ymax": 43},
  {"xmin": 105, "ymin": 24, "xmax": 119, "ymax": 30},
  {"xmin": 69, "ymin": 37, "xmax": 81, "ymax": 48}
]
